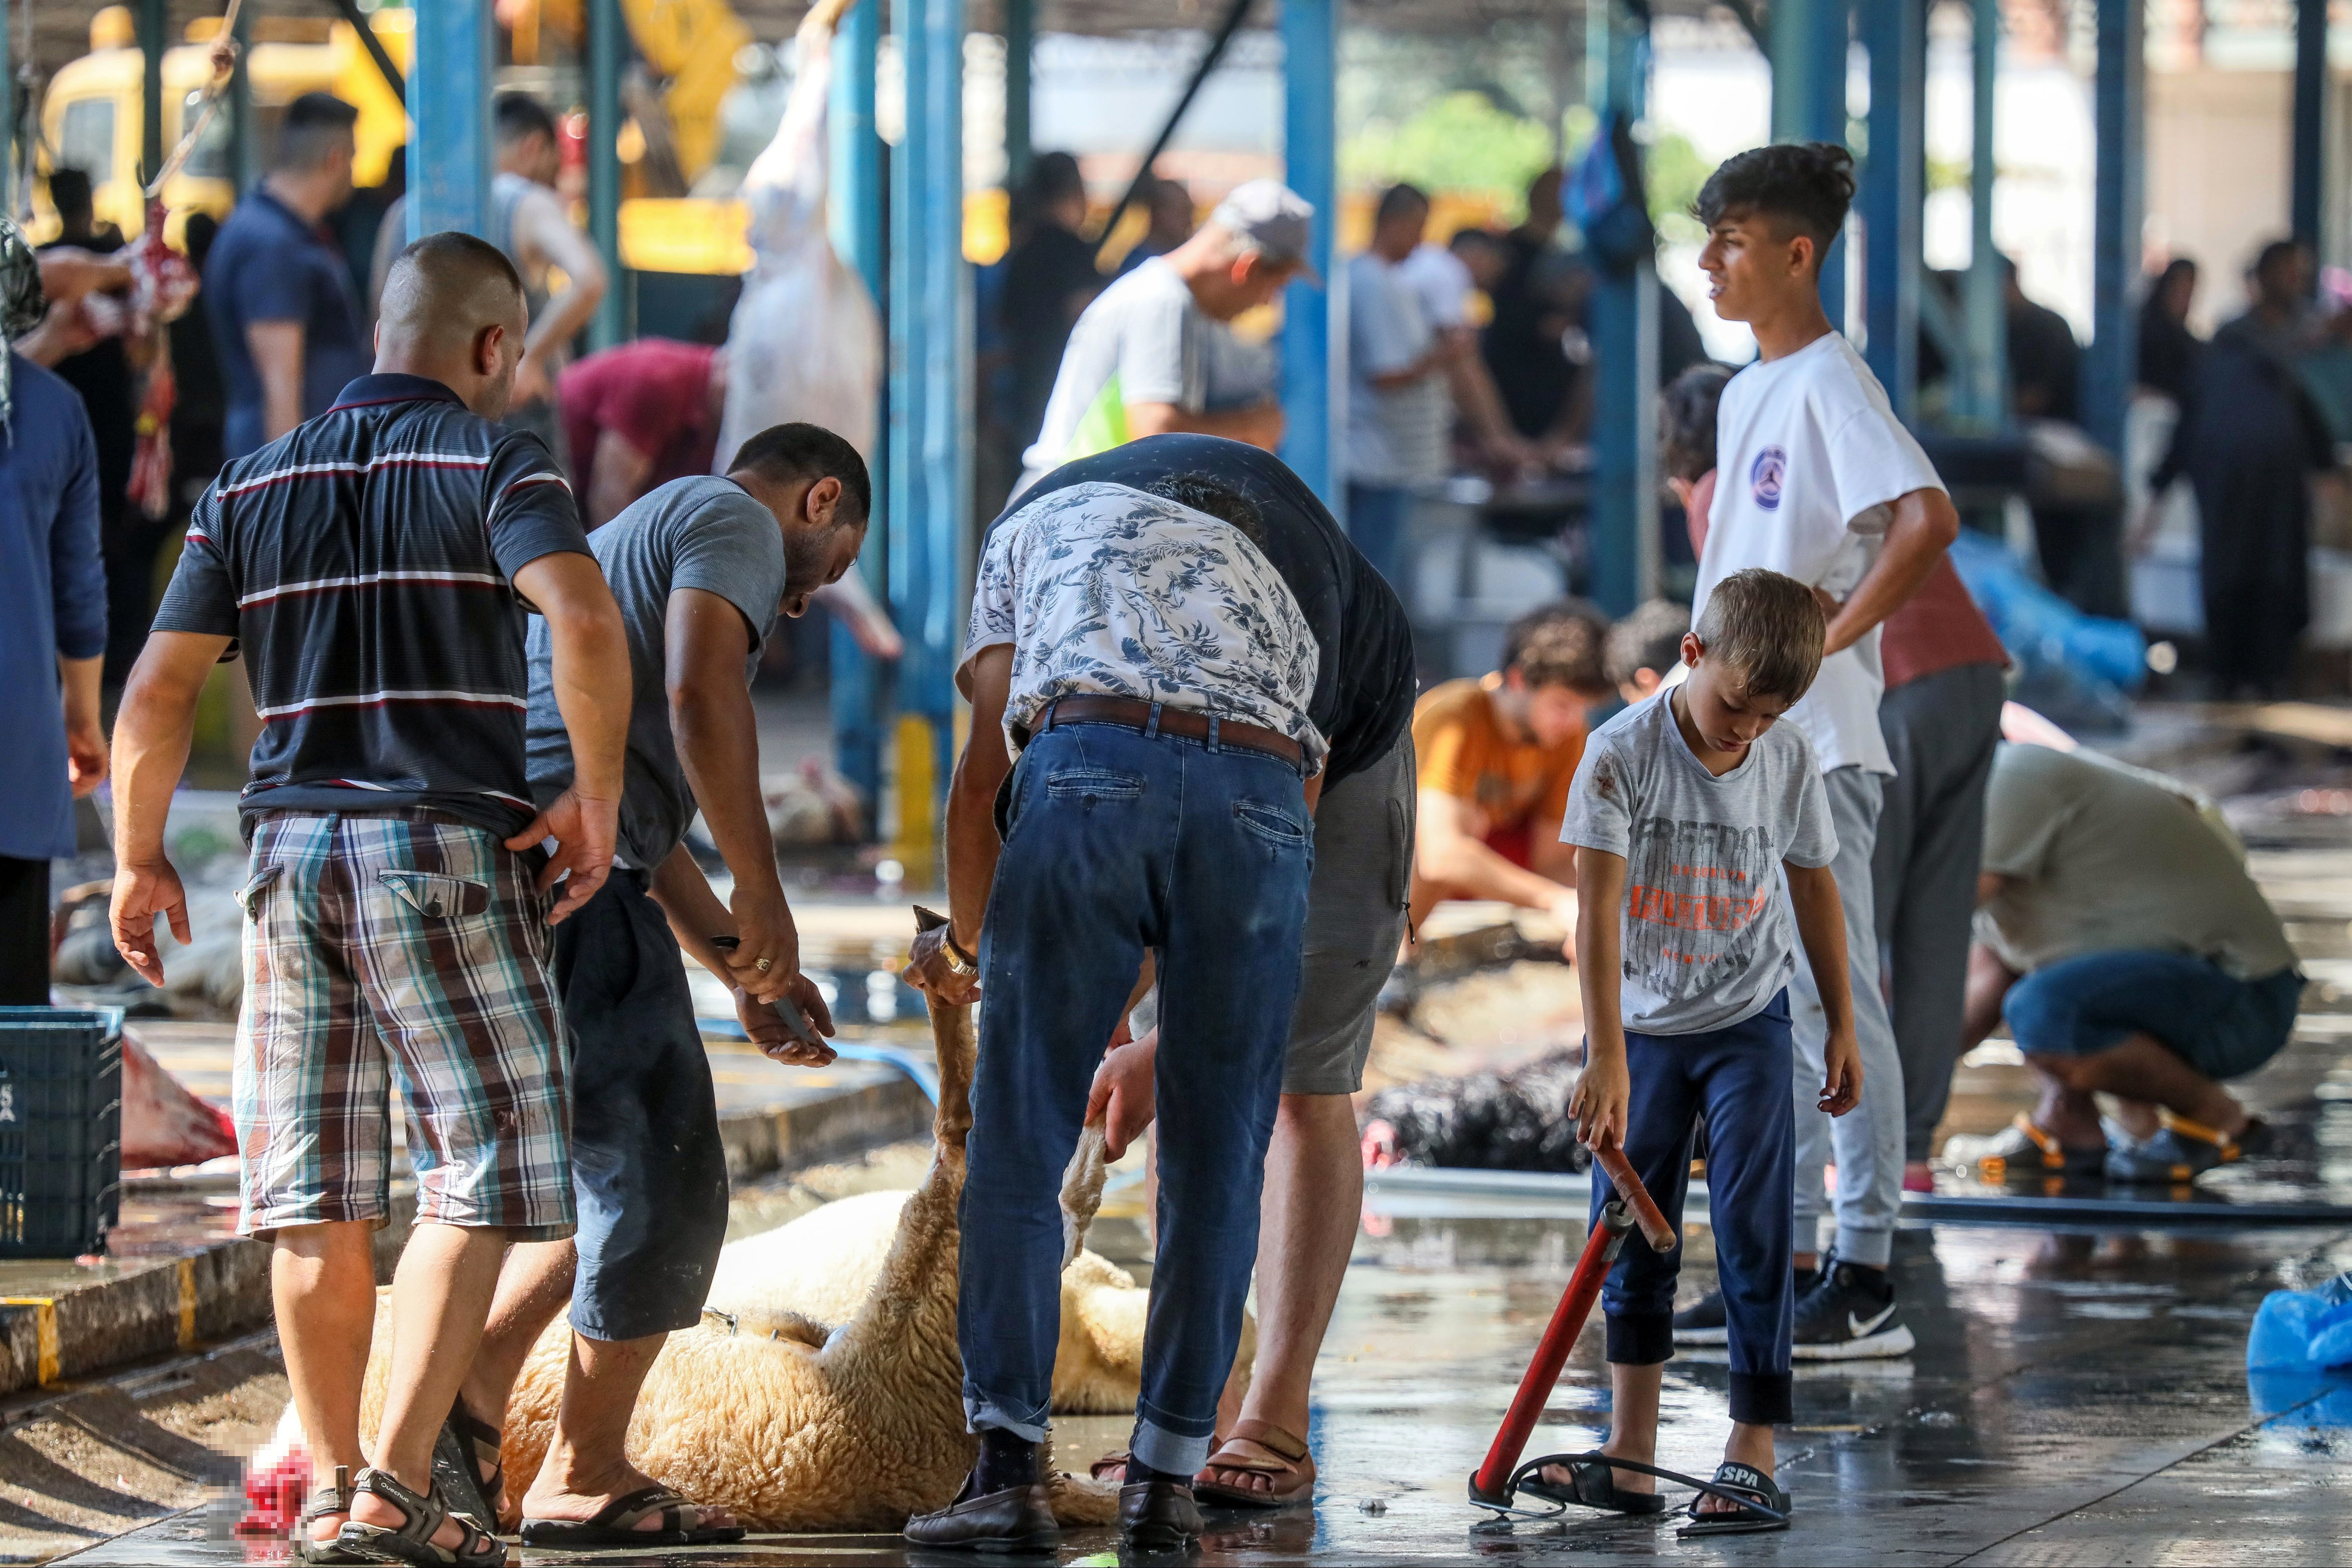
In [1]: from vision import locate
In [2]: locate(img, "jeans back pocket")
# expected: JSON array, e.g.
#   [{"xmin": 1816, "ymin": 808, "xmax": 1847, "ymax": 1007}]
[
  {"xmin": 1233, "ymin": 799, "xmax": 1308, "ymax": 849},
  {"xmin": 1046, "ymin": 768, "xmax": 1146, "ymax": 808}
]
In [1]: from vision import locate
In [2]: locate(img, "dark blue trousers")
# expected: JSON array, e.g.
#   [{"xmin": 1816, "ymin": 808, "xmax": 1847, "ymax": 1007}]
[
  {"xmin": 1590, "ymin": 991, "xmax": 1796, "ymax": 1426},
  {"xmin": 960, "ymin": 718, "xmax": 1313, "ymax": 1475}
]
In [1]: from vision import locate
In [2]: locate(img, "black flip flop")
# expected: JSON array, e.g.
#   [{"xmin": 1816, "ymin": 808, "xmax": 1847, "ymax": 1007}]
[
  {"xmin": 1516, "ymin": 1452, "xmax": 1666, "ymax": 1515},
  {"xmin": 520, "ymin": 1484, "xmax": 749, "ymax": 1547},
  {"xmin": 1676, "ymin": 1461, "xmax": 1790, "ymax": 1537}
]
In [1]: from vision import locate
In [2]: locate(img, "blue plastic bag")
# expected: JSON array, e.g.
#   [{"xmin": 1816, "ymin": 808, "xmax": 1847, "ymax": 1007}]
[
  {"xmin": 1947, "ymin": 530, "xmax": 2147, "ymax": 693},
  {"xmin": 2247, "ymin": 1273, "xmax": 2352, "ymax": 1373}
]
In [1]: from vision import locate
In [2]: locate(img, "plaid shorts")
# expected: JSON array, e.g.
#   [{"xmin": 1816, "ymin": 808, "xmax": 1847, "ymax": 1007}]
[{"xmin": 232, "ymin": 811, "xmax": 575, "ymax": 1240}]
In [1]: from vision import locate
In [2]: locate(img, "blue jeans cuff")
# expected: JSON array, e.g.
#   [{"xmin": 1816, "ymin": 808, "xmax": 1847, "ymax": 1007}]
[
  {"xmin": 1605, "ymin": 1309, "xmax": 1675, "ymax": 1365},
  {"xmin": 963, "ymin": 1393, "xmax": 1049, "ymax": 1445},
  {"xmin": 1131, "ymin": 1418, "xmax": 1214, "ymax": 1477}
]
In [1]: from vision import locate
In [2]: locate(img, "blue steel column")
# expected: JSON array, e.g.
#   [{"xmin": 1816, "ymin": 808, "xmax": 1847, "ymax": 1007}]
[
  {"xmin": 1004, "ymin": 0, "xmax": 1034, "ymax": 187},
  {"xmin": 1, "ymin": 3, "xmax": 12, "ymax": 213},
  {"xmin": 829, "ymin": 0, "xmax": 887, "ymax": 813},
  {"xmin": 888, "ymin": 0, "xmax": 965, "ymax": 862},
  {"xmin": 1281, "ymin": 0, "xmax": 1337, "ymax": 505},
  {"xmin": 1958, "ymin": 0, "xmax": 2004, "ymax": 427},
  {"xmin": 2294, "ymin": 0, "xmax": 2325, "ymax": 250},
  {"xmin": 1861, "ymin": 0, "xmax": 1923, "ymax": 422},
  {"xmin": 1770, "ymin": 0, "xmax": 1848, "ymax": 330},
  {"xmin": 138, "ymin": 0, "xmax": 165, "ymax": 186},
  {"xmin": 588, "ymin": 0, "xmax": 626, "ymax": 348},
  {"xmin": 1587, "ymin": 5, "xmax": 1650, "ymax": 616},
  {"xmin": 2084, "ymin": 0, "xmax": 2143, "ymax": 457},
  {"xmin": 409, "ymin": 1, "xmax": 493, "ymax": 240}
]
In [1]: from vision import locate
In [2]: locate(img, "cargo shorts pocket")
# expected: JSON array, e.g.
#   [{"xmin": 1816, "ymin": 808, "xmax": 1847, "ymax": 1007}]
[
  {"xmin": 377, "ymin": 871, "xmax": 491, "ymax": 919},
  {"xmin": 237, "ymin": 864, "xmax": 285, "ymax": 919}
]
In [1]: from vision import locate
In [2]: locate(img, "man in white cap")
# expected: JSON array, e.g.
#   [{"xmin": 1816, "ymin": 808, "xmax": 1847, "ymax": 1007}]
[{"xmin": 1015, "ymin": 179, "xmax": 1316, "ymax": 495}]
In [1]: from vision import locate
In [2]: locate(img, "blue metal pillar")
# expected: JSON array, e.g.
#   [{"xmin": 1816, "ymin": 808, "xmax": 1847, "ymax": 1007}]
[
  {"xmin": 829, "ymin": 0, "xmax": 887, "ymax": 814},
  {"xmin": 1, "ymin": 3, "xmax": 13, "ymax": 214},
  {"xmin": 1004, "ymin": 0, "xmax": 1034, "ymax": 187},
  {"xmin": 137, "ymin": 0, "xmax": 165, "ymax": 186},
  {"xmin": 2085, "ymin": 0, "xmax": 2142, "ymax": 457},
  {"xmin": 1860, "ymin": 0, "xmax": 1923, "ymax": 423},
  {"xmin": 1770, "ymin": 0, "xmax": 1848, "ymax": 330},
  {"xmin": 1958, "ymin": 0, "xmax": 2005, "ymax": 428},
  {"xmin": 1280, "ymin": 0, "xmax": 1337, "ymax": 506},
  {"xmin": 1587, "ymin": 5, "xmax": 1651, "ymax": 616},
  {"xmin": 2294, "ymin": 0, "xmax": 2325, "ymax": 250},
  {"xmin": 887, "ymin": 0, "xmax": 965, "ymax": 866},
  {"xmin": 587, "ymin": 0, "xmax": 626, "ymax": 348},
  {"xmin": 409, "ymin": 1, "xmax": 493, "ymax": 240}
]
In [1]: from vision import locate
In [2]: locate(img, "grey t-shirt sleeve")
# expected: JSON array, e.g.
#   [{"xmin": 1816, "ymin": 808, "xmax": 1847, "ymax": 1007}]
[
  {"xmin": 1558, "ymin": 732, "xmax": 1633, "ymax": 858},
  {"xmin": 668, "ymin": 487, "xmax": 789, "ymax": 653},
  {"xmin": 1782, "ymin": 741, "xmax": 1839, "ymax": 868}
]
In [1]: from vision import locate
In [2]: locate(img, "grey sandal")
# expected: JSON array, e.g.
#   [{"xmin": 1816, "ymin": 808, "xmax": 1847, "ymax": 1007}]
[
  {"xmin": 292, "ymin": 1465, "xmax": 372, "ymax": 1565},
  {"xmin": 335, "ymin": 1467, "xmax": 504, "ymax": 1567}
]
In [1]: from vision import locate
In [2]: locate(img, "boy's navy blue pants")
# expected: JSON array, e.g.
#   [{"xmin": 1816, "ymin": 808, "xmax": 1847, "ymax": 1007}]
[{"xmin": 1590, "ymin": 991, "xmax": 1796, "ymax": 1426}]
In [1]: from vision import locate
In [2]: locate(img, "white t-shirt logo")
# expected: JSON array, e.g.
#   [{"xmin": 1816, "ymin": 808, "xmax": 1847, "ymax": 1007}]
[{"xmin": 1749, "ymin": 445, "xmax": 1787, "ymax": 512}]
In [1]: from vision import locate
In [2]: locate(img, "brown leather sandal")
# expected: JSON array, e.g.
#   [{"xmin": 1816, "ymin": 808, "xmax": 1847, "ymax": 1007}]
[
  {"xmin": 1193, "ymin": 1420, "xmax": 1314, "ymax": 1508},
  {"xmin": 1089, "ymin": 1449, "xmax": 1132, "ymax": 1482}
]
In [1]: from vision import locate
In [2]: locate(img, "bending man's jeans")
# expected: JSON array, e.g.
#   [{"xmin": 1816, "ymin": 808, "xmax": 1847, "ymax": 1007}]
[{"xmin": 959, "ymin": 717, "xmax": 1313, "ymax": 1477}]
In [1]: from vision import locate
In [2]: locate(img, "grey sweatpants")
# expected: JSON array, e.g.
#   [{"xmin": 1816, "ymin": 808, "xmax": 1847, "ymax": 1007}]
[
  {"xmin": 1787, "ymin": 765, "xmax": 1904, "ymax": 1269},
  {"xmin": 1873, "ymin": 662, "xmax": 2005, "ymax": 1162}
]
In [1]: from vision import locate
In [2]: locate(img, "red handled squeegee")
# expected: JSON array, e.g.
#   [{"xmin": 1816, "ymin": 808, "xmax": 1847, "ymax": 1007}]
[{"xmin": 1467, "ymin": 1142, "xmax": 1680, "ymax": 1514}]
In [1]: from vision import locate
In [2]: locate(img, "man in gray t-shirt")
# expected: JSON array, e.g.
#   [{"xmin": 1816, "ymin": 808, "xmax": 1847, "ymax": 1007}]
[
  {"xmin": 1961, "ymin": 741, "xmax": 2302, "ymax": 1189},
  {"xmin": 462, "ymin": 426, "xmax": 869, "ymax": 1545}
]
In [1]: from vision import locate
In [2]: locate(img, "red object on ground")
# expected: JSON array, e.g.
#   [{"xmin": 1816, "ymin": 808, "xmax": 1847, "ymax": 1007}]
[
  {"xmin": 238, "ymin": 1445, "xmax": 309, "ymax": 1536},
  {"xmin": 120, "ymin": 1031, "xmax": 238, "ymax": 1169},
  {"xmin": 1469, "ymin": 1144, "xmax": 1675, "ymax": 1505}
]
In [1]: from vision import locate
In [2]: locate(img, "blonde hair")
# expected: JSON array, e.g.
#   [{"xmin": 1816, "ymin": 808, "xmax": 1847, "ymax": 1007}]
[{"xmin": 1692, "ymin": 569, "xmax": 1825, "ymax": 702}]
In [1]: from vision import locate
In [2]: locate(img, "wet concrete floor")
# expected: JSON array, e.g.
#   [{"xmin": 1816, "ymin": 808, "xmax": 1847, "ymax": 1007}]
[{"xmin": 59, "ymin": 1206, "xmax": 2352, "ymax": 1567}]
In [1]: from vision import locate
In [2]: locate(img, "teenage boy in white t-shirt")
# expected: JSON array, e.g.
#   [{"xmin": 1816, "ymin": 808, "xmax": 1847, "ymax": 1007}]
[{"xmin": 1680, "ymin": 143, "xmax": 1960, "ymax": 1360}]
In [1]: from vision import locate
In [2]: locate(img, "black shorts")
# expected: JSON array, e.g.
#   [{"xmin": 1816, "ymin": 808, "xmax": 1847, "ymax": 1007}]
[{"xmin": 552, "ymin": 871, "xmax": 730, "ymax": 1342}]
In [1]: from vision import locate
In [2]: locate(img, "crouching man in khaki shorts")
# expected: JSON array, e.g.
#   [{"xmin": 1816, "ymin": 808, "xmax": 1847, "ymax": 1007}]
[
  {"xmin": 109, "ymin": 233, "xmax": 629, "ymax": 1568},
  {"xmin": 1023, "ymin": 435, "xmax": 1420, "ymax": 1508}
]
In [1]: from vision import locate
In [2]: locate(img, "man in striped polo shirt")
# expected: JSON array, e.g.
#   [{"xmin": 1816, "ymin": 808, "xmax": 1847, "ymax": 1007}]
[{"xmin": 110, "ymin": 232, "xmax": 628, "ymax": 1568}]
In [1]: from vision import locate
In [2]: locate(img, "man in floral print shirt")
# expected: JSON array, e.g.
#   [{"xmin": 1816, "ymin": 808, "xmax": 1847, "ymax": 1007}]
[{"xmin": 902, "ymin": 471, "xmax": 1320, "ymax": 1554}]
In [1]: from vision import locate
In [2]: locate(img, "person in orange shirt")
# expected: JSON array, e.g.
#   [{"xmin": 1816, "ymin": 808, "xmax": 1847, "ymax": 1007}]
[{"xmin": 1410, "ymin": 600, "xmax": 1614, "ymax": 945}]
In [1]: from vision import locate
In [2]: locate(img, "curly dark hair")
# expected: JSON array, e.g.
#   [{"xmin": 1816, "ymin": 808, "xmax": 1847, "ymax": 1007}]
[
  {"xmin": 1694, "ymin": 142, "xmax": 1856, "ymax": 254},
  {"xmin": 1502, "ymin": 599, "xmax": 1612, "ymax": 696}
]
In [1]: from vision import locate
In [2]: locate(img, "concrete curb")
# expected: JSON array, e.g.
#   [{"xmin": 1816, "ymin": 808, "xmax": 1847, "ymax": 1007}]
[{"xmin": 0, "ymin": 1071, "xmax": 931, "ymax": 1397}]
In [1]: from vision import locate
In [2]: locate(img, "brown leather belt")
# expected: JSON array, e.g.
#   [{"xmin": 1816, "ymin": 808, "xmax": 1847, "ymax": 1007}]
[{"xmin": 1037, "ymin": 695, "xmax": 1305, "ymax": 767}]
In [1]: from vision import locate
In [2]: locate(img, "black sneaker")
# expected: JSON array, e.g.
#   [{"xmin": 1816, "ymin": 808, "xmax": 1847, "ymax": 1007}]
[
  {"xmin": 1674, "ymin": 1264, "xmax": 1821, "ymax": 1347},
  {"xmin": 1791, "ymin": 1260, "xmax": 1915, "ymax": 1361}
]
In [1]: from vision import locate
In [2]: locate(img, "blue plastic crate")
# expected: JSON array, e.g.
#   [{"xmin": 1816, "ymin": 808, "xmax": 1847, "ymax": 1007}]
[{"xmin": 0, "ymin": 1007, "xmax": 124, "ymax": 1257}]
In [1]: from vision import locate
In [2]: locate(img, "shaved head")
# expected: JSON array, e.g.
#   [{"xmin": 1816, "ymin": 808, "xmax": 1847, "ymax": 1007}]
[{"xmin": 375, "ymin": 232, "xmax": 530, "ymax": 418}]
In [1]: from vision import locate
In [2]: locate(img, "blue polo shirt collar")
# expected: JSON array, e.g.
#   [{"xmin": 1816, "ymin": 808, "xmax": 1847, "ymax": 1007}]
[{"xmin": 330, "ymin": 374, "xmax": 467, "ymax": 412}]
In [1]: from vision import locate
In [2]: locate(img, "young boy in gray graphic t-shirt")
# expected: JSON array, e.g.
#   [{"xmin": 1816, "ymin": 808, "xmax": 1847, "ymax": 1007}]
[{"xmin": 1532, "ymin": 569, "xmax": 1859, "ymax": 1535}]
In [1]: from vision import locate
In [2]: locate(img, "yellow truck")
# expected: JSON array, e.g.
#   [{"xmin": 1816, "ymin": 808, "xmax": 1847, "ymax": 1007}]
[{"xmin": 29, "ymin": 7, "xmax": 408, "ymax": 246}]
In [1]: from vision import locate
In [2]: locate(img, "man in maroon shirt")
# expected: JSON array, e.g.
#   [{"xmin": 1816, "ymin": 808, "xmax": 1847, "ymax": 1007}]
[{"xmin": 559, "ymin": 338, "xmax": 728, "ymax": 526}]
